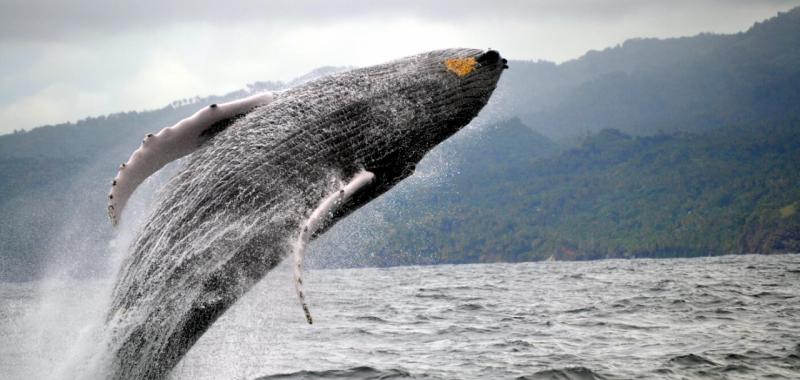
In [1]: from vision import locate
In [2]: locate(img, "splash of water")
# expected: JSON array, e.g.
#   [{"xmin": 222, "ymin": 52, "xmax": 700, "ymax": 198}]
[{"xmin": 9, "ymin": 158, "xmax": 171, "ymax": 380}]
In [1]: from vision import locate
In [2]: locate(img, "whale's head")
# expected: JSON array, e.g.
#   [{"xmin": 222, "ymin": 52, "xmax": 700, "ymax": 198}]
[{"xmin": 354, "ymin": 48, "xmax": 506, "ymax": 186}]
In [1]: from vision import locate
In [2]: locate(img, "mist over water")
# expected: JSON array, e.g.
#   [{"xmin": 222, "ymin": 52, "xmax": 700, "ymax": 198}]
[
  {"xmin": 3, "ymin": 254, "xmax": 798, "ymax": 379},
  {"xmin": 0, "ymin": 158, "xmax": 177, "ymax": 380}
]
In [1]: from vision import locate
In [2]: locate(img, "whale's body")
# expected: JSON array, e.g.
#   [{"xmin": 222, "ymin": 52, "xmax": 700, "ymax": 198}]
[{"xmin": 101, "ymin": 49, "xmax": 505, "ymax": 379}]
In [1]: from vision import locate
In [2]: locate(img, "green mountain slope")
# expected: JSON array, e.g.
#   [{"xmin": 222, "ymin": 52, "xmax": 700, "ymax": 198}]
[{"xmin": 332, "ymin": 121, "xmax": 800, "ymax": 266}]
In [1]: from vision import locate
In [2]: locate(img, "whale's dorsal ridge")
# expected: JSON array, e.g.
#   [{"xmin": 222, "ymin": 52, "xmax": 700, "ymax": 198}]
[{"xmin": 107, "ymin": 92, "xmax": 274, "ymax": 226}]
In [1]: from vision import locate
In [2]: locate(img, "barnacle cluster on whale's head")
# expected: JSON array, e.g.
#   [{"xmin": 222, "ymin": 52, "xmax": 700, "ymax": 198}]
[{"xmin": 445, "ymin": 56, "xmax": 478, "ymax": 77}]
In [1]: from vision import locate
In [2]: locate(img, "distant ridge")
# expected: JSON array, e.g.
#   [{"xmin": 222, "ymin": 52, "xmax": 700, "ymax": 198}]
[{"xmin": 497, "ymin": 6, "xmax": 800, "ymax": 139}]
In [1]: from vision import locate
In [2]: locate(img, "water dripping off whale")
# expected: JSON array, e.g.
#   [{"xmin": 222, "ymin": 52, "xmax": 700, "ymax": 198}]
[{"xmin": 99, "ymin": 48, "xmax": 506, "ymax": 379}]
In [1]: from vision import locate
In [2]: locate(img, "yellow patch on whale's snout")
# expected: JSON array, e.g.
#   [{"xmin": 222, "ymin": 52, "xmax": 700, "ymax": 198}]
[{"xmin": 445, "ymin": 57, "xmax": 477, "ymax": 77}]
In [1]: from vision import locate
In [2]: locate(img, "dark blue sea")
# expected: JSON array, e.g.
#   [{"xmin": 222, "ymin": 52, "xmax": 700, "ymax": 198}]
[{"xmin": 2, "ymin": 254, "xmax": 799, "ymax": 379}]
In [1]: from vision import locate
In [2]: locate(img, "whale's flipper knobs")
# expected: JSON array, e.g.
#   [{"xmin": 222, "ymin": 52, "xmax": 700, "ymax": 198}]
[
  {"xmin": 106, "ymin": 92, "xmax": 274, "ymax": 226},
  {"xmin": 292, "ymin": 170, "xmax": 375, "ymax": 324},
  {"xmin": 107, "ymin": 205, "xmax": 116, "ymax": 226}
]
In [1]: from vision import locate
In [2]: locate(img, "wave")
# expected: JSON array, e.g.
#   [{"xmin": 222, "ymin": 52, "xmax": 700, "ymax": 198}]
[
  {"xmin": 666, "ymin": 353, "xmax": 718, "ymax": 366},
  {"xmin": 253, "ymin": 366, "xmax": 415, "ymax": 380},
  {"xmin": 516, "ymin": 366, "xmax": 608, "ymax": 380},
  {"xmin": 355, "ymin": 315, "xmax": 390, "ymax": 323}
]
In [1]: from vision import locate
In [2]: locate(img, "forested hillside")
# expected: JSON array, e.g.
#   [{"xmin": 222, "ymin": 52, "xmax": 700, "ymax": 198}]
[{"xmin": 316, "ymin": 120, "xmax": 799, "ymax": 267}]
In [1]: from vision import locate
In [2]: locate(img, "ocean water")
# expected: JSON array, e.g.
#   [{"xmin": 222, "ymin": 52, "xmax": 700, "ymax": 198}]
[{"xmin": 1, "ymin": 254, "xmax": 799, "ymax": 379}]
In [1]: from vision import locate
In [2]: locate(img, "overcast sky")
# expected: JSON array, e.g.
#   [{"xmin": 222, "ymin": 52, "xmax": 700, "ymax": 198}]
[{"xmin": 1, "ymin": 0, "xmax": 798, "ymax": 135}]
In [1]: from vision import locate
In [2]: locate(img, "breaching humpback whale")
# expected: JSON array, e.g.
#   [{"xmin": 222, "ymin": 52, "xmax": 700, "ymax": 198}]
[{"xmin": 101, "ymin": 48, "xmax": 506, "ymax": 379}]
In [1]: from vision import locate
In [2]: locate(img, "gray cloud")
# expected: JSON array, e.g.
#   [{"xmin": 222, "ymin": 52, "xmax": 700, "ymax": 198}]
[{"xmin": 3, "ymin": 0, "xmax": 797, "ymax": 41}]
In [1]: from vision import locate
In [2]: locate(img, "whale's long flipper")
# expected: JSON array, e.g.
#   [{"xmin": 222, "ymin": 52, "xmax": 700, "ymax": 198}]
[
  {"xmin": 107, "ymin": 92, "xmax": 274, "ymax": 226},
  {"xmin": 292, "ymin": 170, "xmax": 375, "ymax": 324}
]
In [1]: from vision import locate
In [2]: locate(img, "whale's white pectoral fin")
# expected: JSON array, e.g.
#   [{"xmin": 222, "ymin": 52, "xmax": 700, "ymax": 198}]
[
  {"xmin": 292, "ymin": 170, "xmax": 376, "ymax": 324},
  {"xmin": 107, "ymin": 92, "xmax": 274, "ymax": 226}
]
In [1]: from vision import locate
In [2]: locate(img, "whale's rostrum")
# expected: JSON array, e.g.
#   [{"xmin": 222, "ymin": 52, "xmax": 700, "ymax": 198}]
[{"xmin": 100, "ymin": 48, "xmax": 506, "ymax": 379}]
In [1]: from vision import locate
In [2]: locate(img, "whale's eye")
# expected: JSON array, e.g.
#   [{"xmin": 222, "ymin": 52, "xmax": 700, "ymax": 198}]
[{"xmin": 445, "ymin": 57, "xmax": 477, "ymax": 77}]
